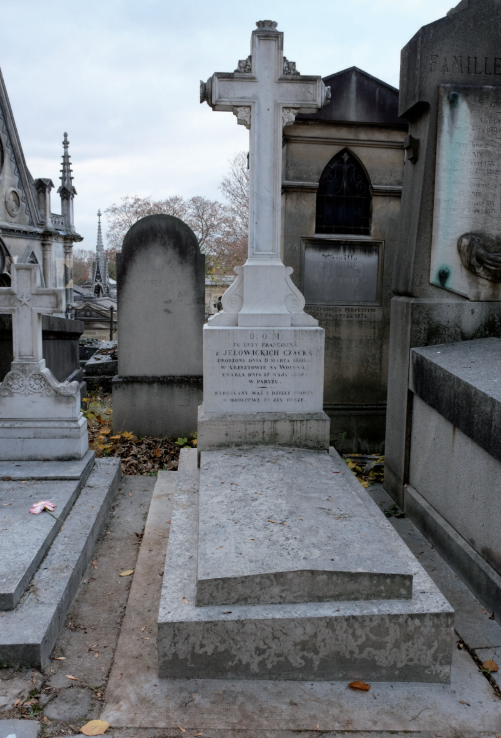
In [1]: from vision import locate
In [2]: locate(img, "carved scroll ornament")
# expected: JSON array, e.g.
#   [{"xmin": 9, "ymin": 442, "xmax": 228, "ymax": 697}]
[{"xmin": 457, "ymin": 233, "xmax": 501, "ymax": 283}]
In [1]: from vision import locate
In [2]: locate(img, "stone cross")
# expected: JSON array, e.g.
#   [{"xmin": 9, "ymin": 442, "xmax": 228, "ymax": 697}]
[
  {"xmin": 0, "ymin": 263, "xmax": 63, "ymax": 363},
  {"xmin": 201, "ymin": 20, "xmax": 329, "ymax": 327}
]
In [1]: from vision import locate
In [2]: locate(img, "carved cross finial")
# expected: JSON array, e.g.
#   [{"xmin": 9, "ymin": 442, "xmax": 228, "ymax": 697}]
[{"xmin": 256, "ymin": 20, "xmax": 278, "ymax": 28}]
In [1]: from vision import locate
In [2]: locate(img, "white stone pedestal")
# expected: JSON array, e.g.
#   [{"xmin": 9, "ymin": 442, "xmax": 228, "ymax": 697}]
[
  {"xmin": 198, "ymin": 326, "xmax": 330, "ymax": 449},
  {"xmin": 0, "ymin": 360, "xmax": 87, "ymax": 461}
]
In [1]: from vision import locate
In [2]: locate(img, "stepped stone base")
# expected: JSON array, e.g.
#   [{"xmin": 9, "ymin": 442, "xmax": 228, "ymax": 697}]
[
  {"xmin": 0, "ymin": 457, "xmax": 121, "ymax": 669},
  {"xmin": 198, "ymin": 406, "xmax": 330, "ymax": 450},
  {"xmin": 158, "ymin": 446, "xmax": 454, "ymax": 682}
]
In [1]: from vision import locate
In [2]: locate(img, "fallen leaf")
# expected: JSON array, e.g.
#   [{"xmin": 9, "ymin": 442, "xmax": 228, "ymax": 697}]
[
  {"xmin": 100, "ymin": 428, "xmax": 111, "ymax": 435},
  {"xmin": 268, "ymin": 519, "xmax": 277, "ymax": 524},
  {"xmin": 483, "ymin": 659, "xmax": 499, "ymax": 672},
  {"xmin": 122, "ymin": 431, "xmax": 134, "ymax": 439},
  {"xmin": 349, "ymin": 680, "xmax": 371, "ymax": 691},
  {"xmin": 155, "ymin": 448, "xmax": 162, "ymax": 458},
  {"xmin": 53, "ymin": 656, "xmax": 66, "ymax": 660},
  {"xmin": 66, "ymin": 675, "xmax": 78, "ymax": 681},
  {"xmin": 95, "ymin": 652, "xmax": 99, "ymax": 658},
  {"xmin": 193, "ymin": 733, "xmax": 203, "ymax": 737},
  {"xmin": 110, "ymin": 435, "xmax": 121, "ymax": 440},
  {"xmin": 459, "ymin": 700, "xmax": 470, "ymax": 706},
  {"xmin": 119, "ymin": 569, "xmax": 134, "ymax": 577},
  {"xmin": 14, "ymin": 699, "xmax": 21, "ymax": 707},
  {"xmin": 178, "ymin": 728, "xmax": 186, "ymax": 733},
  {"xmin": 482, "ymin": 608, "xmax": 488, "ymax": 614},
  {"xmin": 183, "ymin": 597, "xmax": 188, "ymax": 604},
  {"xmin": 221, "ymin": 611, "xmax": 232, "ymax": 614},
  {"xmin": 141, "ymin": 626, "xmax": 146, "ymax": 631},
  {"xmin": 80, "ymin": 720, "xmax": 110, "ymax": 736}
]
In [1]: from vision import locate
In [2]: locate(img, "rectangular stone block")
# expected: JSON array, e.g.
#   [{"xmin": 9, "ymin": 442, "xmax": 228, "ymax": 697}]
[
  {"xmin": 197, "ymin": 407, "xmax": 330, "ymax": 450},
  {"xmin": 203, "ymin": 326, "xmax": 325, "ymax": 414},
  {"xmin": 196, "ymin": 447, "xmax": 413, "ymax": 606},
  {"xmin": 0, "ymin": 416, "xmax": 88, "ymax": 461}
]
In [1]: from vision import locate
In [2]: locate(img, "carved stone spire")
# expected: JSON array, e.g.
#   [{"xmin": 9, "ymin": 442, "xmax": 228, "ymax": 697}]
[
  {"xmin": 59, "ymin": 133, "xmax": 76, "ymax": 193},
  {"xmin": 91, "ymin": 209, "xmax": 109, "ymax": 297},
  {"xmin": 57, "ymin": 132, "xmax": 77, "ymax": 233},
  {"xmin": 96, "ymin": 209, "xmax": 104, "ymax": 256}
]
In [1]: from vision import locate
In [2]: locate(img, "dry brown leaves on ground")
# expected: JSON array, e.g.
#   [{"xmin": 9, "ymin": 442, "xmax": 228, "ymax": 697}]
[
  {"xmin": 83, "ymin": 391, "xmax": 196, "ymax": 475},
  {"xmin": 344, "ymin": 454, "xmax": 384, "ymax": 489}
]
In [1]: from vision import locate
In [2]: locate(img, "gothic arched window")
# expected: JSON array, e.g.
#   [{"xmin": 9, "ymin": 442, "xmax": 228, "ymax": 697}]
[{"xmin": 315, "ymin": 149, "xmax": 371, "ymax": 235}]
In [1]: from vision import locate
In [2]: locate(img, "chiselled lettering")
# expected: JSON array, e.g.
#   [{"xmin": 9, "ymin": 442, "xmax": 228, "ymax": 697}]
[{"xmin": 431, "ymin": 54, "xmax": 501, "ymax": 75}]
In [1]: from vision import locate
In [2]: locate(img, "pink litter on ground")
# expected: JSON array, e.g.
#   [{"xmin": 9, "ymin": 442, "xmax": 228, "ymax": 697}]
[{"xmin": 30, "ymin": 500, "xmax": 57, "ymax": 515}]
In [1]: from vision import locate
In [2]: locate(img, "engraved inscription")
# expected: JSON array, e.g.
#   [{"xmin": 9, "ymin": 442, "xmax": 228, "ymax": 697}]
[
  {"xmin": 430, "ymin": 55, "xmax": 501, "ymax": 75},
  {"xmin": 430, "ymin": 85, "xmax": 501, "ymax": 300},
  {"xmin": 204, "ymin": 329, "xmax": 323, "ymax": 413},
  {"xmin": 303, "ymin": 241, "xmax": 380, "ymax": 304}
]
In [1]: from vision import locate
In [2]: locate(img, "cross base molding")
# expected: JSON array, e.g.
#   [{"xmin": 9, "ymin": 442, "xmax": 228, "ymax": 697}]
[
  {"xmin": 0, "ymin": 360, "xmax": 81, "ymax": 399},
  {"xmin": 208, "ymin": 262, "xmax": 318, "ymax": 328}
]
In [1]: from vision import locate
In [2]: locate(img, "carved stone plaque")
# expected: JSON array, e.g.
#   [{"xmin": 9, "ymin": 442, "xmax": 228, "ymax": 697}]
[
  {"xmin": 303, "ymin": 240, "xmax": 381, "ymax": 305},
  {"xmin": 430, "ymin": 85, "xmax": 501, "ymax": 301}
]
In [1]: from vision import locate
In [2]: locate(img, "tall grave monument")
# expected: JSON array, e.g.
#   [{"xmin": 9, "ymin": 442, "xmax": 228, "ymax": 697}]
[
  {"xmin": 385, "ymin": 0, "xmax": 501, "ymax": 504},
  {"xmin": 198, "ymin": 20, "xmax": 331, "ymax": 449}
]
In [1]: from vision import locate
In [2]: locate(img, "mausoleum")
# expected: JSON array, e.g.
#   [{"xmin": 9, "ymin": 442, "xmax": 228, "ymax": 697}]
[{"xmin": 282, "ymin": 67, "xmax": 408, "ymax": 451}]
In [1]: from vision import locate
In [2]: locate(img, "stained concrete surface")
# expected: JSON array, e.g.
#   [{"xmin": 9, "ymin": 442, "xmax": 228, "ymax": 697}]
[
  {"xmin": 1, "ymin": 479, "xmax": 86, "ymax": 610},
  {"xmin": 197, "ymin": 447, "xmax": 413, "ymax": 606},
  {"xmin": 0, "ymin": 460, "xmax": 121, "ymax": 668}
]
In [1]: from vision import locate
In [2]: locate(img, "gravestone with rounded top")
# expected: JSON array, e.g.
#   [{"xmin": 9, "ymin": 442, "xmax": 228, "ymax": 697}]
[{"xmin": 112, "ymin": 214, "xmax": 205, "ymax": 437}]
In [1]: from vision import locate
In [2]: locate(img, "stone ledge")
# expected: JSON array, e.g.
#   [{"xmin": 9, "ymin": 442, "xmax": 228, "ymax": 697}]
[
  {"xmin": 198, "ymin": 407, "xmax": 330, "ymax": 450},
  {"xmin": 410, "ymin": 338, "xmax": 501, "ymax": 463},
  {"xmin": 0, "ymin": 457, "xmax": 121, "ymax": 669}
]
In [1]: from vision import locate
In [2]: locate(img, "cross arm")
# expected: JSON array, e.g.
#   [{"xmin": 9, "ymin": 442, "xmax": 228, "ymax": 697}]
[{"xmin": 200, "ymin": 73, "xmax": 259, "ymax": 111}]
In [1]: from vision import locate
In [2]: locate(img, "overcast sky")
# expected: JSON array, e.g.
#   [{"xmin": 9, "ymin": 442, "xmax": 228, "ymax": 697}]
[{"xmin": 2, "ymin": 0, "xmax": 455, "ymax": 251}]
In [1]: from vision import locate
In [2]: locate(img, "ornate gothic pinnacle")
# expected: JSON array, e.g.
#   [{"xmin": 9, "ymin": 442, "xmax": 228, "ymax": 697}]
[
  {"xmin": 96, "ymin": 209, "xmax": 104, "ymax": 254},
  {"xmin": 59, "ymin": 132, "xmax": 75, "ymax": 192}
]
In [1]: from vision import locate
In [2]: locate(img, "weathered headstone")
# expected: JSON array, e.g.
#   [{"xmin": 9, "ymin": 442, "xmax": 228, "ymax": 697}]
[
  {"xmin": 385, "ymin": 0, "xmax": 501, "ymax": 506},
  {"xmin": 198, "ymin": 20, "xmax": 331, "ymax": 449},
  {"xmin": 112, "ymin": 215, "xmax": 204, "ymax": 437}
]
